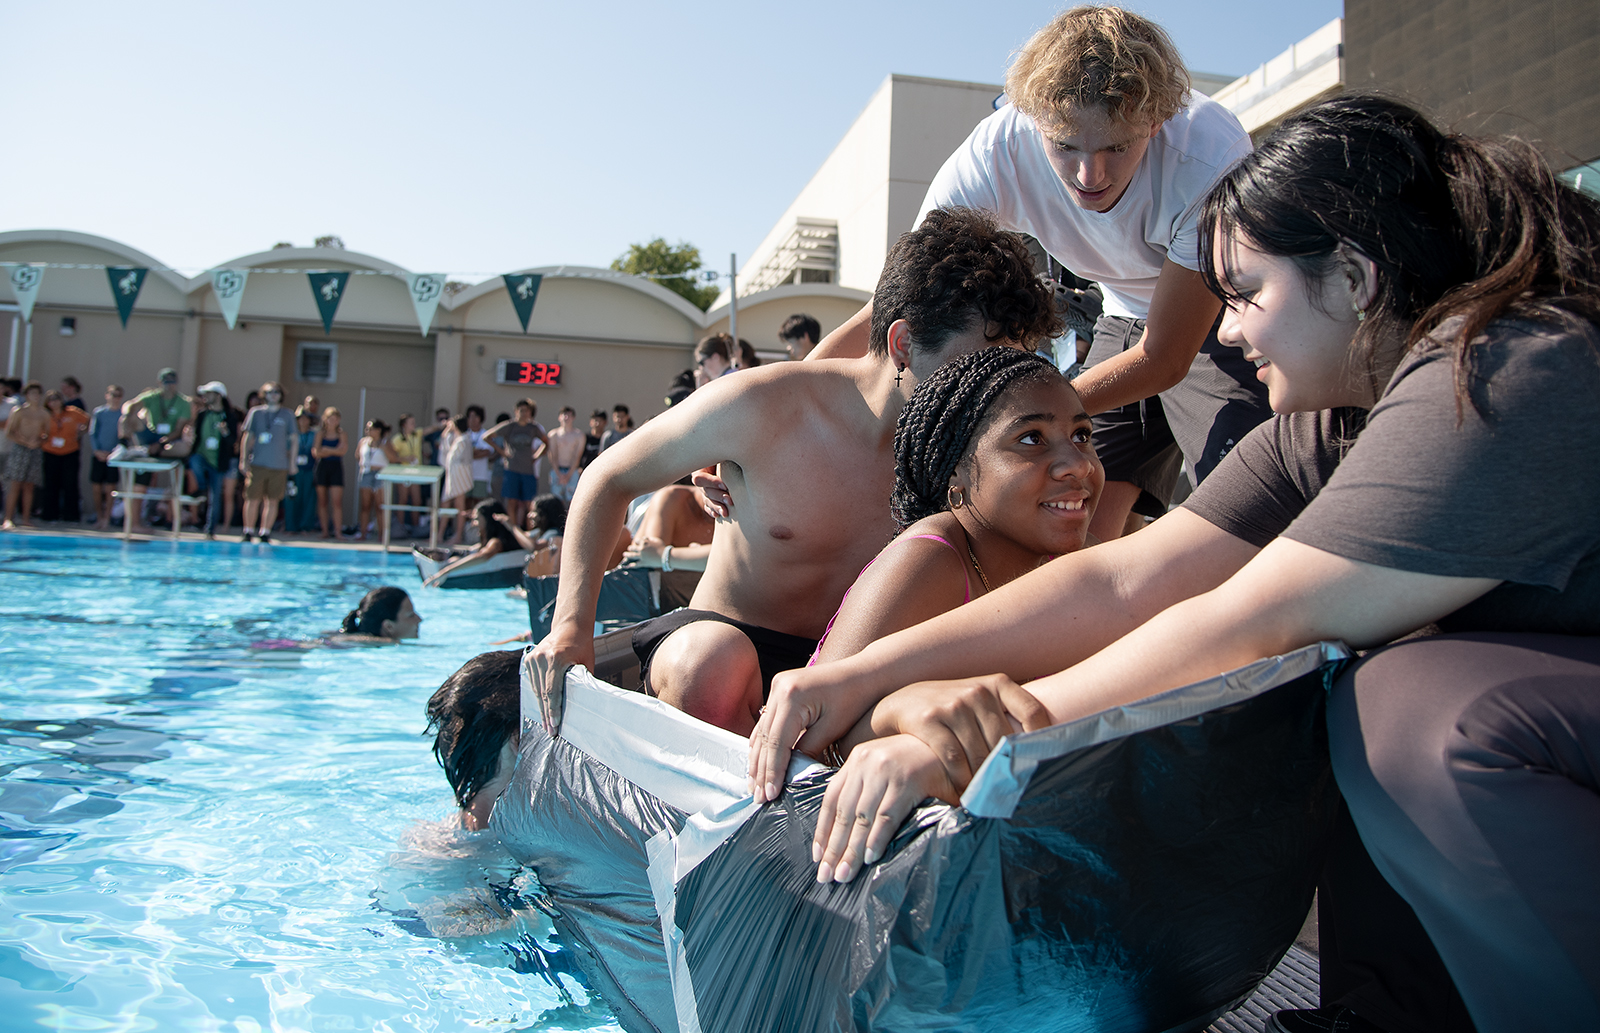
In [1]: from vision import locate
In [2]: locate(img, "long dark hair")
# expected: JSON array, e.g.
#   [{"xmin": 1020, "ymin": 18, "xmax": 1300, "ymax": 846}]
[
  {"xmin": 473, "ymin": 499, "xmax": 523, "ymax": 550},
  {"xmin": 1199, "ymin": 94, "xmax": 1600, "ymax": 414},
  {"xmin": 342, "ymin": 586, "xmax": 409, "ymax": 635},
  {"xmin": 424, "ymin": 650, "xmax": 522, "ymax": 808},
  {"xmin": 891, "ymin": 347, "xmax": 1064, "ymax": 529},
  {"xmin": 529, "ymin": 494, "xmax": 566, "ymax": 535}
]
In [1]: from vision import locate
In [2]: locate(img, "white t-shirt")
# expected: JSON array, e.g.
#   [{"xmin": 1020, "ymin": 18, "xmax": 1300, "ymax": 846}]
[
  {"xmin": 0, "ymin": 396, "xmax": 16, "ymax": 455},
  {"xmin": 917, "ymin": 93, "xmax": 1252, "ymax": 320},
  {"xmin": 469, "ymin": 429, "xmax": 490, "ymax": 482}
]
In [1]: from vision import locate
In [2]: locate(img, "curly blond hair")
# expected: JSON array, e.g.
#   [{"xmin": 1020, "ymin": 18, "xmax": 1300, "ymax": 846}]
[{"xmin": 1006, "ymin": 6, "xmax": 1190, "ymax": 132}]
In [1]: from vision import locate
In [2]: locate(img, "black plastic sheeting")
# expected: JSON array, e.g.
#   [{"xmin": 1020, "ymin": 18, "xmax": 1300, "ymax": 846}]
[{"xmin": 495, "ymin": 661, "xmax": 1343, "ymax": 1033}]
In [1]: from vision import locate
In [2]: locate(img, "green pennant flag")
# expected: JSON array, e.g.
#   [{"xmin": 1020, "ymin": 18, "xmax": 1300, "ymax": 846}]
[
  {"xmin": 307, "ymin": 271, "xmax": 350, "ymax": 334},
  {"xmin": 503, "ymin": 272, "xmax": 542, "ymax": 332},
  {"xmin": 105, "ymin": 267, "xmax": 148, "ymax": 327}
]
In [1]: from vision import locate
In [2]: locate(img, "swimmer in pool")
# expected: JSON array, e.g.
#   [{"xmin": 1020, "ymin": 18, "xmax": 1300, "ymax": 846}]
[
  {"xmin": 324, "ymin": 586, "xmax": 423, "ymax": 646},
  {"xmin": 425, "ymin": 650, "xmax": 521, "ymax": 830}
]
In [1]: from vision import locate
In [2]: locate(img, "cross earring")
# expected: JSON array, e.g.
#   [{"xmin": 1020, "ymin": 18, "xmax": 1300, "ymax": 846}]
[{"xmin": 895, "ymin": 364, "xmax": 905, "ymax": 386}]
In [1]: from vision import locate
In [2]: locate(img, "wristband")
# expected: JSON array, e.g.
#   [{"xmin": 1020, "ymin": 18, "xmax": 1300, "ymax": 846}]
[{"xmin": 661, "ymin": 546, "xmax": 673, "ymax": 572}]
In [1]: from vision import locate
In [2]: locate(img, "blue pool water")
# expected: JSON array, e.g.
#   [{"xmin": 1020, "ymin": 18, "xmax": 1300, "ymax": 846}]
[{"xmin": 0, "ymin": 535, "xmax": 617, "ymax": 1032}]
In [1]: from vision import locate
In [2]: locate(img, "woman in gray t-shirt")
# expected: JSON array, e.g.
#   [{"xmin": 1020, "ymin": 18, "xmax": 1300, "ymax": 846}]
[{"xmin": 759, "ymin": 97, "xmax": 1600, "ymax": 1032}]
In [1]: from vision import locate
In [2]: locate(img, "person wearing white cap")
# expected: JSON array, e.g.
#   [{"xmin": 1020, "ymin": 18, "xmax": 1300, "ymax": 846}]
[{"xmin": 189, "ymin": 381, "xmax": 240, "ymax": 540}]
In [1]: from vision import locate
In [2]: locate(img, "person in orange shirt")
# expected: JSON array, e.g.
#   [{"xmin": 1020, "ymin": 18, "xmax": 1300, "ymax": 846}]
[{"xmin": 41, "ymin": 389, "xmax": 90, "ymax": 522}]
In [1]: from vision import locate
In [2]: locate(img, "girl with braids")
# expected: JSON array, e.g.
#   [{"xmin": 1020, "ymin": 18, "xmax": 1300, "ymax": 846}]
[
  {"xmin": 760, "ymin": 96, "xmax": 1600, "ymax": 1031},
  {"xmin": 810, "ymin": 347, "xmax": 1102, "ymax": 666}
]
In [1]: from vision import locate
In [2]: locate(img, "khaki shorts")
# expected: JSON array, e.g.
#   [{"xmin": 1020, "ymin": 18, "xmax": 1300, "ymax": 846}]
[{"xmin": 245, "ymin": 466, "xmax": 287, "ymax": 500}]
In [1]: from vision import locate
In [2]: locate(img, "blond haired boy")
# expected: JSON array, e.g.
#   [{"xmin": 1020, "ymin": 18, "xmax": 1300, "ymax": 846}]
[{"xmin": 815, "ymin": 6, "xmax": 1269, "ymax": 540}]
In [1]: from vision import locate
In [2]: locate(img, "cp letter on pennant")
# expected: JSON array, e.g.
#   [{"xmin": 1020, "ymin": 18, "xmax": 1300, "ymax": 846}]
[
  {"xmin": 307, "ymin": 271, "xmax": 350, "ymax": 335},
  {"xmin": 407, "ymin": 273, "xmax": 446, "ymax": 337},
  {"xmin": 4, "ymin": 264, "xmax": 44, "ymax": 322},
  {"xmin": 502, "ymin": 272, "xmax": 542, "ymax": 332},
  {"xmin": 211, "ymin": 269, "xmax": 249, "ymax": 330}
]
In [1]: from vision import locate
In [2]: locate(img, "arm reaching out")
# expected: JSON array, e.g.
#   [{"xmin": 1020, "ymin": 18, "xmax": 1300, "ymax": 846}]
[
  {"xmin": 749, "ymin": 508, "xmax": 1258, "ymax": 801},
  {"xmin": 1070, "ymin": 261, "xmax": 1221, "ymax": 415}
]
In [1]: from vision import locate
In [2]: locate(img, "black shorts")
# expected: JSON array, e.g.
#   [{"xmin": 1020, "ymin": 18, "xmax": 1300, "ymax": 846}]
[
  {"xmin": 313, "ymin": 458, "xmax": 344, "ymax": 488},
  {"xmin": 89, "ymin": 457, "xmax": 118, "ymax": 485},
  {"xmin": 632, "ymin": 608, "xmax": 818, "ymax": 698},
  {"xmin": 1084, "ymin": 312, "xmax": 1272, "ymax": 518}
]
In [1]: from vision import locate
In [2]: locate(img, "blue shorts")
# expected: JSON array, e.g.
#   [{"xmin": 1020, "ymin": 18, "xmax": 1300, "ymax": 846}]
[{"xmin": 501, "ymin": 469, "xmax": 539, "ymax": 501}]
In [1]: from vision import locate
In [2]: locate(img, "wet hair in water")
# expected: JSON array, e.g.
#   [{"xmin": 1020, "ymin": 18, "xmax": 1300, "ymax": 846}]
[
  {"xmin": 892, "ymin": 347, "xmax": 1066, "ymax": 529},
  {"xmin": 341, "ymin": 586, "xmax": 410, "ymax": 635},
  {"xmin": 424, "ymin": 650, "xmax": 522, "ymax": 808}
]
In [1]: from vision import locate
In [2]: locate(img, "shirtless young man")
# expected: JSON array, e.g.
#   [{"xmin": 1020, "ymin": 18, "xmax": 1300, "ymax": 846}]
[
  {"xmin": 2, "ymin": 382, "xmax": 47, "ymax": 529},
  {"xmin": 531, "ymin": 208, "xmax": 1062, "ymax": 734},
  {"xmin": 544, "ymin": 406, "xmax": 587, "ymax": 505}
]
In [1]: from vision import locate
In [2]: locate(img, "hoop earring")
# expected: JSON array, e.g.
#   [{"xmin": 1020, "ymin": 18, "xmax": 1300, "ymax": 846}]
[
  {"xmin": 895, "ymin": 364, "xmax": 905, "ymax": 386},
  {"xmin": 947, "ymin": 485, "xmax": 965, "ymax": 510}
]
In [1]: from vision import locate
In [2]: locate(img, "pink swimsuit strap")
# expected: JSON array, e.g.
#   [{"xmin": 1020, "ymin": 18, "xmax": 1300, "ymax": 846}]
[{"xmin": 808, "ymin": 533, "xmax": 972, "ymax": 667}]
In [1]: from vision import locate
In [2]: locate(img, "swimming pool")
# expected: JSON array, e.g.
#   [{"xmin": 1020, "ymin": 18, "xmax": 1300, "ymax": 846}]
[{"xmin": 0, "ymin": 535, "xmax": 617, "ymax": 1032}]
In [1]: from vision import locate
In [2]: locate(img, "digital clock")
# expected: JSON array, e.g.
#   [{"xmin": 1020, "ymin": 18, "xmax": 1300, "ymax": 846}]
[{"xmin": 496, "ymin": 359, "xmax": 564, "ymax": 387}]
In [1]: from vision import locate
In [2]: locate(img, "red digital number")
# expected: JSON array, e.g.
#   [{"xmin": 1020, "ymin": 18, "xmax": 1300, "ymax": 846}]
[{"xmin": 507, "ymin": 360, "xmax": 561, "ymax": 385}]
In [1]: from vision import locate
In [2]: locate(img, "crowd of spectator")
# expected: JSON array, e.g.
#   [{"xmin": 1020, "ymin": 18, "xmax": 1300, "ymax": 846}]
[{"xmin": 0, "ymin": 348, "xmax": 761, "ymax": 545}]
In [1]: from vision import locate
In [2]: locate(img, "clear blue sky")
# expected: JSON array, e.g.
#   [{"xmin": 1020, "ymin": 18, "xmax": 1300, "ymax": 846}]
[{"xmin": 4, "ymin": 1, "xmax": 1341, "ymax": 284}]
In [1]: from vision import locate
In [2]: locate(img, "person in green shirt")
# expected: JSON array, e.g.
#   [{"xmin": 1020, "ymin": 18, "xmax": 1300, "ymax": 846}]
[
  {"xmin": 121, "ymin": 367, "xmax": 194, "ymax": 529},
  {"xmin": 122, "ymin": 367, "xmax": 193, "ymax": 457},
  {"xmin": 186, "ymin": 382, "xmax": 239, "ymax": 539}
]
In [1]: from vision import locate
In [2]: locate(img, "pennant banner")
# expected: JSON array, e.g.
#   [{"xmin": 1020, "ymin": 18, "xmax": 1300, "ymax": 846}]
[
  {"xmin": 211, "ymin": 268, "xmax": 249, "ymax": 330},
  {"xmin": 307, "ymin": 271, "xmax": 350, "ymax": 334},
  {"xmin": 407, "ymin": 272, "xmax": 446, "ymax": 337},
  {"xmin": 4, "ymin": 263, "xmax": 44, "ymax": 323},
  {"xmin": 106, "ymin": 267, "xmax": 148, "ymax": 327},
  {"xmin": 503, "ymin": 272, "xmax": 542, "ymax": 332}
]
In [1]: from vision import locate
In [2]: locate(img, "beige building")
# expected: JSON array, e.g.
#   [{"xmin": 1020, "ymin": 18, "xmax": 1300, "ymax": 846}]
[{"xmin": 0, "ymin": 231, "xmax": 869, "ymax": 518}]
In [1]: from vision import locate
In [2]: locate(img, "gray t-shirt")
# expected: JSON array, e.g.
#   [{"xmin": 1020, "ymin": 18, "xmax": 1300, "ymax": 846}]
[
  {"xmin": 1184, "ymin": 317, "xmax": 1600, "ymax": 635},
  {"xmin": 499, "ymin": 421, "xmax": 545, "ymax": 476},
  {"xmin": 243, "ymin": 406, "xmax": 296, "ymax": 470}
]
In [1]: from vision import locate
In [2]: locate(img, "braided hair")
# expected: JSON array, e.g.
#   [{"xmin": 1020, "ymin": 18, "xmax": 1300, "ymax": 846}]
[{"xmin": 891, "ymin": 347, "xmax": 1065, "ymax": 529}]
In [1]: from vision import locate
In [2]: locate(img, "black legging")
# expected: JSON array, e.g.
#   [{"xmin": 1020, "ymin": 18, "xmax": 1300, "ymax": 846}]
[
  {"xmin": 1325, "ymin": 632, "xmax": 1600, "ymax": 1033},
  {"xmin": 40, "ymin": 450, "xmax": 80, "ymax": 522}
]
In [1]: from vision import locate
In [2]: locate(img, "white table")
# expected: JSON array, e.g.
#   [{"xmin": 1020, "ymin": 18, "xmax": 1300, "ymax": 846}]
[
  {"xmin": 376, "ymin": 465, "xmax": 455, "ymax": 551},
  {"xmin": 109, "ymin": 458, "xmax": 202, "ymax": 540}
]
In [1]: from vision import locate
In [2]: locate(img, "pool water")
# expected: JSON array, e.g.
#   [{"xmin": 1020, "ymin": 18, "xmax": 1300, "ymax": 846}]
[{"xmin": 0, "ymin": 535, "xmax": 618, "ymax": 1033}]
